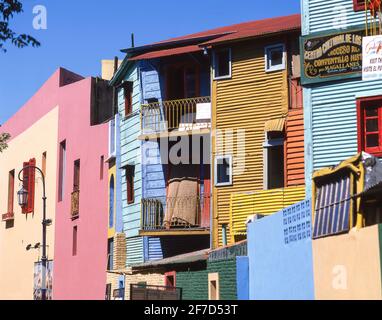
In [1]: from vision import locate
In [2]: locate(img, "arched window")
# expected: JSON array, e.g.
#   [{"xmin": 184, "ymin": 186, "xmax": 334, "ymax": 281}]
[{"xmin": 109, "ymin": 175, "xmax": 115, "ymax": 228}]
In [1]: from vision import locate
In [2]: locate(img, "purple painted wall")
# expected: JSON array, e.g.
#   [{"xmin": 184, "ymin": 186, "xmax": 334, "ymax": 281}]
[{"xmin": 53, "ymin": 77, "xmax": 109, "ymax": 300}]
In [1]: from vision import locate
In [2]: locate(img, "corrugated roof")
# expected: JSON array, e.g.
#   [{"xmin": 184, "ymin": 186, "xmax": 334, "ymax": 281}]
[
  {"xmin": 131, "ymin": 249, "xmax": 209, "ymax": 269},
  {"xmin": 125, "ymin": 14, "xmax": 301, "ymax": 61},
  {"xmin": 129, "ymin": 45, "xmax": 202, "ymax": 61}
]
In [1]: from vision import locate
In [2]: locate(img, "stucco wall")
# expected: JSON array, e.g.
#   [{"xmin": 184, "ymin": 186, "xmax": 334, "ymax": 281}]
[
  {"xmin": 247, "ymin": 200, "xmax": 315, "ymax": 300},
  {"xmin": 313, "ymin": 224, "xmax": 382, "ymax": 300},
  {"xmin": 53, "ymin": 77, "xmax": 109, "ymax": 300},
  {"xmin": 0, "ymin": 107, "xmax": 59, "ymax": 300}
]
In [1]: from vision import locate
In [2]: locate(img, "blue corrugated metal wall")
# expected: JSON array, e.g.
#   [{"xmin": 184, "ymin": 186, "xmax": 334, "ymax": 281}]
[{"xmin": 302, "ymin": 0, "xmax": 382, "ymax": 195}]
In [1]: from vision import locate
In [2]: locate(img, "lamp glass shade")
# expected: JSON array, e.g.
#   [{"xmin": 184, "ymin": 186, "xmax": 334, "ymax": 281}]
[{"xmin": 17, "ymin": 186, "xmax": 28, "ymax": 207}]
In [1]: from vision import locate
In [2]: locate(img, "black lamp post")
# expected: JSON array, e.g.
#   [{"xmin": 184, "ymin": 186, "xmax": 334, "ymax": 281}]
[{"xmin": 18, "ymin": 166, "xmax": 49, "ymax": 301}]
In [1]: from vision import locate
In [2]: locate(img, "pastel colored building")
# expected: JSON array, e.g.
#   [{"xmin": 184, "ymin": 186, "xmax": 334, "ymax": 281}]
[
  {"xmin": 52, "ymin": 73, "xmax": 112, "ymax": 300},
  {"xmin": 209, "ymin": 15, "xmax": 306, "ymax": 248},
  {"xmin": 0, "ymin": 68, "xmax": 87, "ymax": 300}
]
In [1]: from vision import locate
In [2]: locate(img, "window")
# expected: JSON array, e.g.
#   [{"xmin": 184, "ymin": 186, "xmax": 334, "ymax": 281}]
[
  {"xmin": 123, "ymin": 81, "xmax": 133, "ymax": 117},
  {"xmin": 357, "ymin": 97, "xmax": 382, "ymax": 156},
  {"xmin": 353, "ymin": 0, "xmax": 365, "ymax": 11},
  {"xmin": 22, "ymin": 159, "xmax": 36, "ymax": 214},
  {"xmin": 166, "ymin": 65, "xmax": 200, "ymax": 99},
  {"xmin": 208, "ymin": 273, "xmax": 220, "ymax": 300},
  {"xmin": 73, "ymin": 160, "xmax": 80, "ymax": 192},
  {"xmin": 100, "ymin": 155, "xmax": 104, "ymax": 180},
  {"xmin": 222, "ymin": 224, "xmax": 228, "ymax": 246},
  {"xmin": 42, "ymin": 152, "xmax": 47, "ymax": 177},
  {"xmin": 109, "ymin": 175, "xmax": 115, "ymax": 228},
  {"xmin": 72, "ymin": 226, "xmax": 78, "ymax": 256},
  {"xmin": 165, "ymin": 272, "xmax": 176, "ymax": 288},
  {"xmin": 265, "ymin": 44, "xmax": 286, "ymax": 72},
  {"xmin": 108, "ymin": 115, "xmax": 117, "ymax": 158},
  {"xmin": 105, "ymin": 284, "xmax": 112, "ymax": 300},
  {"xmin": 124, "ymin": 165, "xmax": 135, "ymax": 204},
  {"xmin": 215, "ymin": 155, "xmax": 233, "ymax": 186},
  {"xmin": 7, "ymin": 170, "xmax": 15, "ymax": 214},
  {"xmin": 58, "ymin": 140, "xmax": 66, "ymax": 202},
  {"xmin": 264, "ymin": 132, "xmax": 285, "ymax": 190},
  {"xmin": 107, "ymin": 238, "xmax": 114, "ymax": 270},
  {"xmin": 213, "ymin": 48, "xmax": 232, "ymax": 79}
]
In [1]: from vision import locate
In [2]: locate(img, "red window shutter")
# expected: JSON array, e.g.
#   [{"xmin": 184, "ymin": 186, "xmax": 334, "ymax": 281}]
[
  {"xmin": 126, "ymin": 165, "xmax": 134, "ymax": 204},
  {"xmin": 22, "ymin": 162, "xmax": 29, "ymax": 214},
  {"xmin": 28, "ymin": 159, "xmax": 36, "ymax": 214},
  {"xmin": 124, "ymin": 82, "xmax": 133, "ymax": 117},
  {"xmin": 353, "ymin": 0, "xmax": 366, "ymax": 11}
]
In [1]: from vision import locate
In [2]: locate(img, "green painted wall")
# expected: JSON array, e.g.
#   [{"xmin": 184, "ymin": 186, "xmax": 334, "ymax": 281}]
[
  {"xmin": 176, "ymin": 269, "xmax": 208, "ymax": 300},
  {"xmin": 208, "ymin": 259, "xmax": 237, "ymax": 300},
  {"xmin": 176, "ymin": 258, "xmax": 238, "ymax": 300}
]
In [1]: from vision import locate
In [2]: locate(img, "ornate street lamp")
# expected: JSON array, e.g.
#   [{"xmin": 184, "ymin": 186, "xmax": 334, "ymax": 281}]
[
  {"xmin": 17, "ymin": 186, "xmax": 29, "ymax": 207},
  {"xmin": 18, "ymin": 165, "xmax": 49, "ymax": 301}
]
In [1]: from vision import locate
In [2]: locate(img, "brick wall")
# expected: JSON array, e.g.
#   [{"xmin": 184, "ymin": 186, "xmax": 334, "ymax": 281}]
[
  {"xmin": 124, "ymin": 269, "xmax": 165, "ymax": 300},
  {"xmin": 207, "ymin": 259, "xmax": 237, "ymax": 300},
  {"xmin": 176, "ymin": 268, "xmax": 209, "ymax": 300},
  {"xmin": 113, "ymin": 233, "xmax": 127, "ymax": 270}
]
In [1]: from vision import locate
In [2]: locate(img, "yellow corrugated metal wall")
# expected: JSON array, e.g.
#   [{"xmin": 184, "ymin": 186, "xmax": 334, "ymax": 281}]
[{"xmin": 212, "ymin": 37, "xmax": 292, "ymax": 248}]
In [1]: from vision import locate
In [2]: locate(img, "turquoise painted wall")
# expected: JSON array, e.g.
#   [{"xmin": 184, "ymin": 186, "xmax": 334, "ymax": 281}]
[
  {"xmin": 117, "ymin": 62, "xmax": 145, "ymax": 265},
  {"xmin": 302, "ymin": 0, "xmax": 382, "ymax": 195}
]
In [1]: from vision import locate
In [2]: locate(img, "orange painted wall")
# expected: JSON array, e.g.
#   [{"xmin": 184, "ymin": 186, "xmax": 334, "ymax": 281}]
[{"xmin": 286, "ymin": 108, "xmax": 305, "ymax": 187}]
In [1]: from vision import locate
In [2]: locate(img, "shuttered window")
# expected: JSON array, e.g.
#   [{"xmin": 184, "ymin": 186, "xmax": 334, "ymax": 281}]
[
  {"xmin": 123, "ymin": 82, "xmax": 134, "ymax": 117},
  {"xmin": 73, "ymin": 160, "xmax": 80, "ymax": 192},
  {"xmin": 125, "ymin": 165, "xmax": 135, "ymax": 204},
  {"xmin": 357, "ymin": 96, "xmax": 382, "ymax": 157},
  {"xmin": 353, "ymin": 0, "xmax": 366, "ymax": 11},
  {"xmin": 22, "ymin": 159, "xmax": 36, "ymax": 214},
  {"xmin": 7, "ymin": 170, "xmax": 15, "ymax": 214}
]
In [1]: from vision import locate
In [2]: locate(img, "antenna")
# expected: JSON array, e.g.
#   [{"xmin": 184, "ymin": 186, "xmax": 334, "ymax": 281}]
[{"xmin": 131, "ymin": 33, "xmax": 135, "ymax": 48}]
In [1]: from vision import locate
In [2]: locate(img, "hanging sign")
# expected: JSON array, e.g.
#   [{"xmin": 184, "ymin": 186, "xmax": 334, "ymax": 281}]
[
  {"xmin": 301, "ymin": 30, "xmax": 364, "ymax": 84},
  {"xmin": 362, "ymin": 35, "xmax": 382, "ymax": 81}
]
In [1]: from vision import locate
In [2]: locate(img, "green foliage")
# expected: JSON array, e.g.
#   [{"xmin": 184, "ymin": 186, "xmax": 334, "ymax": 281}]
[
  {"xmin": 0, "ymin": 132, "xmax": 10, "ymax": 152},
  {"xmin": 0, "ymin": 0, "xmax": 40, "ymax": 52}
]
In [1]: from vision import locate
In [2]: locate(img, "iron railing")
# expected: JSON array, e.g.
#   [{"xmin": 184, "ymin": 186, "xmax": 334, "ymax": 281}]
[
  {"xmin": 141, "ymin": 194, "xmax": 210, "ymax": 230},
  {"xmin": 130, "ymin": 284, "xmax": 182, "ymax": 300},
  {"xmin": 141, "ymin": 96, "xmax": 211, "ymax": 133},
  {"xmin": 71, "ymin": 190, "xmax": 80, "ymax": 218}
]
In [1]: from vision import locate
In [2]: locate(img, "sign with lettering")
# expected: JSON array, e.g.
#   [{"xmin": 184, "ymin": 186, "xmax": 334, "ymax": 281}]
[
  {"xmin": 362, "ymin": 35, "xmax": 382, "ymax": 81},
  {"xmin": 302, "ymin": 30, "xmax": 363, "ymax": 84}
]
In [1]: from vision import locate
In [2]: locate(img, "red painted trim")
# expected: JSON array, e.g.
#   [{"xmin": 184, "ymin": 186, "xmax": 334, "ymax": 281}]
[
  {"xmin": 353, "ymin": 0, "xmax": 365, "ymax": 12},
  {"xmin": 165, "ymin": 271, "xmax": 176, "ymax": 287},
  {"xmin": 357, "ymin": 95, "xmax": 382, "ymax": 156}
]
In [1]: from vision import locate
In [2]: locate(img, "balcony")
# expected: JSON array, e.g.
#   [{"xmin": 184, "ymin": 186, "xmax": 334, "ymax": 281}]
[
  {"xmin": 71, "ymin": 190, "xmax": 80, "ymax": 219},
  {"xmin": 140, "ymin": 194, "xmax": 210, "ymax": 236},
  {"xmin": 2, "ymin": 212, "xmax": 14, "ymax": 222},
  {"xmin": 229, "ymin": 186, "xmax": 306, "ymax": 242},
  {"xmin": 140, "ymin": 96, "xmax": 211, "ymax": 140},
  {"xmin": 130, "ymin": 284, "xmax": 182, "ymax": 300}
]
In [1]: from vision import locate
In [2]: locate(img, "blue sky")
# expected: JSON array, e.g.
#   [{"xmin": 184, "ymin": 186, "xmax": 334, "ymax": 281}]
[{"xmin": 0, "ymin": 0, "xmax": 300, "ymax": 124}]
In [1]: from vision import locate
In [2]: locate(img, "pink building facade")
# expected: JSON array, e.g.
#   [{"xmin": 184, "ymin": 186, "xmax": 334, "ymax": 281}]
[{"xmin": 52, "ymin": 75, "xmax": 110, "ymax": 300}]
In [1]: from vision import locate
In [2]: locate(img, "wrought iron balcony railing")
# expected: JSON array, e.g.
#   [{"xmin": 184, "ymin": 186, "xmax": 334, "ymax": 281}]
[
  {"xmin": 71, "ymin": 190, "xmax": 80, "ymax": 219},
  {"xmin": 141, "ymin": 194, "xmax": 210, "ymax": 231},
  {"xmin": 141, "ymin": 96, "xmax": 211, "ymax": 134}
]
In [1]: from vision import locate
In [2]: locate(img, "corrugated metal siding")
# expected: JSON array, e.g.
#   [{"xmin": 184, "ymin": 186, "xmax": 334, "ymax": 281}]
[
  {"xmin": 119, "ymin": 66, "xmax": 143, "ymax": 239},
  {"xmin": 213, "ymin": 38, "xmax": 289, "ymax": 247},
  {"xmin": 230, "ymin": 186, "xmax": 306, "ymax": 239},
  {"xmin": 126, "ymin": 236, "xmax": 144, "ymax": 266},
  {"xmin": 311, "ymin": 78, "xmax": 382, "ymax": 171},
  {"xmin": 146, "ymin": 237, "xmax": 164, "ymax": 261},
  {"xmin": 306, "ymin": 0, "xmax": 369, "ymax": 34},
  {"xmin": 286, "ymin": 109, "xmax": 305, "ymax": 186}
]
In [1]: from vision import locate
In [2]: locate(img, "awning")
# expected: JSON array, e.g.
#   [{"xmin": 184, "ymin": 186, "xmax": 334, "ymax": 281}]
[{"xmin": 264, "ymin": 117, "xmax": 286, "ymax": 132}]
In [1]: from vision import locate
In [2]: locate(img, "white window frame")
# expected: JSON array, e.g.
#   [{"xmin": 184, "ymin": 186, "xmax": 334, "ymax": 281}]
[
  {"xmin": 208, "ymin": 273, "xmax": 220, "ymax": 300},
  {"xmin": 263, "ymin": 134, "xmax": 284, "ymax": 190},
  {"xmin": 108, "ymin": 114, "xmax": 118, "ymax": 159},
  {"xmin": 215, "ymin": 155, "xmax": 233, "ymax": 187},
  {"xmin": 265, "ymin": 43, "xmax": 286, "ymax": 73},
  {"xmin": 213, "ymin": 48, "xmax": 232, "ymax": 80}
]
